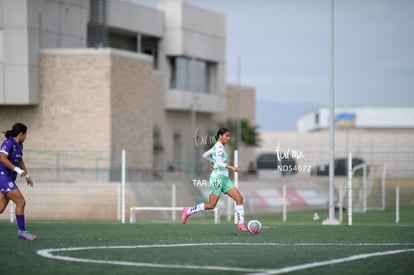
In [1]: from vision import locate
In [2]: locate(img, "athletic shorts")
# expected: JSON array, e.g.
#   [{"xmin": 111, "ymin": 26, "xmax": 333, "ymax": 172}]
[
  {"xmin": 0, "ymin": 174, "xmax": 18, "ymax": 195},
  {"xmin": 209, "ymin": 174, "xmax": 235, "ymax": 196}
]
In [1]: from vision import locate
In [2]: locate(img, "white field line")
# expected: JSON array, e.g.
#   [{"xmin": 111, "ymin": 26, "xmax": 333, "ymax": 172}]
[
  {"xmin": 248, "ymin": 248, "xmax": 414, "ymax": 275},
  {"xmin": 37, "ymin": 243, "xmax": 414, "ymax": 274},
  {"xmin": 37, "ymin": 244, "xmax": 266, "ymax": 273}
]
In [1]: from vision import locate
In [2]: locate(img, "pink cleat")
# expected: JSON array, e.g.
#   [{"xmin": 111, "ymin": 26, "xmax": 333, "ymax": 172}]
[
  {"xmin": 18, "ymin": 231, "xmax": 37, "ymax": 241},
  {"xmin": 237, "ymin": 223, "xmax": 248, "ymax": 232},
  {"xmin": 182, "ymin": 207, "xmax": 191, "ymax": 224}
]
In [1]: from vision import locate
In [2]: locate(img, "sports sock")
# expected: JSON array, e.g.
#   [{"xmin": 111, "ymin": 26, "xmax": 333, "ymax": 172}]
[
  {"xmin": 16, "ymin": 215, "xmax": 26, "ymax": 231},
  {"xmin": 235, "ymin": 205, "xmax": 245, "ymax": 224},
  {"xmin": 188, "ymin": 203, "xmax": 205, "ymax": 215}
]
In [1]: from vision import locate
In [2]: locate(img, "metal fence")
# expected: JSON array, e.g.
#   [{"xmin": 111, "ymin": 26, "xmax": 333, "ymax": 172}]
[{"xmin": 1, "ymin": 149, "xmax": 413, "ymax": 224}]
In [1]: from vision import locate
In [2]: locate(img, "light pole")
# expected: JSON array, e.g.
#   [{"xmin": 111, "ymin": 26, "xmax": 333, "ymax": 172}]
[
  {"xmin": 190, "ymin": 58, "xmax": 198, "ymax": 173},
  {"xmin": 237, "ymin": 57, "xmax": 242, "ymax": 156},
  {"xmin": 323, "ymin": 0, "xmax": 340, "ymax": 225}
]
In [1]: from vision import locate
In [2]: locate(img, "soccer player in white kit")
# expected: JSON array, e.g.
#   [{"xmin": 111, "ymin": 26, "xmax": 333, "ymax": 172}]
[{"xmin": 182, "ymin": 128, "xmax": 248, "ymax": 231}]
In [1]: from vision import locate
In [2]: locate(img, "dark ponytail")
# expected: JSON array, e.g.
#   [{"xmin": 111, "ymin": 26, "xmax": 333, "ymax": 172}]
[
  {"xmin": 4, "ymin": 123, "xmax": 27, "ymax": 138},
  {"xmin": 216, "ymin": 127, "xmax": 230, "ymax": 141}
]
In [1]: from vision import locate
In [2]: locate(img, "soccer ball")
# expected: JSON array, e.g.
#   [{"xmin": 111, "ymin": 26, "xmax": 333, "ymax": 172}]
[{"xmin": 247, "ymin": 220, "xmax": 262, "ymax": 234}]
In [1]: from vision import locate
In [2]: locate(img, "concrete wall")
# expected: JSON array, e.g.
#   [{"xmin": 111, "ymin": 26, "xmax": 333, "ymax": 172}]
[
  {"xmin": 0, "ymin": 48, "xmax": 160, "ymax": 170},
  {"xmin": 159, "ymin": 0, "xmax": 226, "ymax": 100},
  {"xmin": 37, "ymin": 49, "xmax": 112, "ymax": 152},
  {"xmin": 164, "ymin": 90, "xmax": 226, "ymax": 113},
  {"xmin": 0, "ymin": 182, "xmax": 135, "ymax": 221},
  {"xmin": 162, "ymin": 110, "xmax": 215, "ymax": 171},
  {"xmin": 0, "ymin": 0, "xmax": 88, "ymax": 105},
  {"xmin": 0, "ymin": 0, "xmax": 35, "ymax": 104},
  {"xmin": 0, "ymin": 49, "xmax": 111, "ymax": 152},
  {"xmin": 216, "ymin": 84, "xmax": 256, "ymax": 125},
  {"xmin": 160, "ymin": 0, "xmax": 225, "ymax": 61},
  {"xmin": 110, "ymin": 50, "xmax": 157, "ymax": 169},
  {"xmin": 213, "ymin": 84, "xmax": 257, "ymax": 171},
  {"xmin": 31, "ymin": 0, "xmax": 87, "ymax": 48},
  {"xmin": 108, "ymin": 0, "xmax": 163, "ymax": 37},
  {"xmin": 260, "ymin": 129, "xmax": 414, "ymax": 154}
]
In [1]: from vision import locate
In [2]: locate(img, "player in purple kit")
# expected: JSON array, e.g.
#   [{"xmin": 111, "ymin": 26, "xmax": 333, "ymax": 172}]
[{"xmin": 0, "ymin": 123, "xmax": 37, "ymax": 240}]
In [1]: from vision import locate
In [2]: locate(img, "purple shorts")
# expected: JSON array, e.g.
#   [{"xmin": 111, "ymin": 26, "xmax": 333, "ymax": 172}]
[{"xmin": 0, "ymin": 174, "xmax": 18, "ymax": 195}]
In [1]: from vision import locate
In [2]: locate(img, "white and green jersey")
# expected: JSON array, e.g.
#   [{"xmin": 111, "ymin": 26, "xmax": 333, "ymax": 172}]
[{"xmin": 202, "ymin": 141, "xmax": 228, "ymax": 177}]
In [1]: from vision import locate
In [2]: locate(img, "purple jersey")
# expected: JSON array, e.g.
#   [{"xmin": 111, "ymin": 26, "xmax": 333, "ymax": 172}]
[{"xmin": 0, "ymin": 137, "xmax": 23, "ymax": 181}]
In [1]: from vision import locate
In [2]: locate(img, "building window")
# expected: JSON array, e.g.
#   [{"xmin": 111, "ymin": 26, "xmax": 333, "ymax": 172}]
[
  {"xmin": 141, "ymin": 35, "xmax": 159, "ymax": 70},
  {"xmin": 314, "ymin": 112, "xmax": 319, "ymax": 126},
  {"xmin": 169, "ymin": 56, "xmax": 212, "ymax": 93},
  {"xmin": 173, "ymin": 132, "xmax": 182, "ymax": 161},
  {"xmin": 98, "ymin": 27, "xmax": 159, "ymax": 69},
  {"xmin": 106, "ymin": 28, "xmax": 137, "ymax": 52}
]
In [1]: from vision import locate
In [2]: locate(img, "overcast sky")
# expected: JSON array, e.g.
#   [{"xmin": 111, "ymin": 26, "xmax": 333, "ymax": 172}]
[
  {"xmin": 187, "ymin": 0, "xmax": 414, "ymax": 105},
  {"xmin": 135, "ymin": 0, "xmax": 414, "ymax": 130}
]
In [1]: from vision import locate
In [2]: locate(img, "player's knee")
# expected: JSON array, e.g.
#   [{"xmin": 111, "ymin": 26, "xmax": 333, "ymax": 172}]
[
  {"xmin": 15, "ymin": 198, "xmax": 26, "ymax": 208},
  {"xmin": 0, "ymin": 197, "xmax": 7, "ymax": 213}
]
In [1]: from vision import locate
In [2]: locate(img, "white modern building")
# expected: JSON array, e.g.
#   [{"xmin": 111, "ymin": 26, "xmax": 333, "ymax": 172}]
[
  {"xmin": 0, "ymin": 0, "xmax": 256, "ymax": 176},
  {"xmin": 297, "ymin": 106, "xmax": 414, "ymax": 132},
  {"xmin": 258, "ymin": 106, "xmax": 414, "ymax": 179}
]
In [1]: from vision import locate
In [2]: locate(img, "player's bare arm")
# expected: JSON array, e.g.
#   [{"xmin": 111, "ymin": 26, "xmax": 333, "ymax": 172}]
[{"xmin": 19, "ymin": 159, "xmax": 33, "ymax": 187}]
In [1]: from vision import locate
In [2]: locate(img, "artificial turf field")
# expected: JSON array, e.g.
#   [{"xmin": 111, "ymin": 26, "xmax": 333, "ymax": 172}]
[{"xmin": 1, "ymin": 209, "xmax": 414, "ymax": 275}]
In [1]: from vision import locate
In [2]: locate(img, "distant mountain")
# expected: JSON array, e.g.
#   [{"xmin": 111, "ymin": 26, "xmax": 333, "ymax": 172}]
[{"xmin": 256, "ymin": 99, "xmax": 318, "ymax": 131}]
